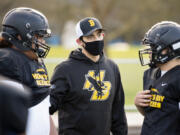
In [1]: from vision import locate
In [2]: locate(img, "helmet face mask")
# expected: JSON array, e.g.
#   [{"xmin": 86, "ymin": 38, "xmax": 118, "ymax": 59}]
[
  {"xmin": 139, "ymin": 43, "xmax": 178, "ymax": 68},
  {"xmin": 139, "ymin": 45, "xmax": 152, "ymax": 66},
  {"xmin": 139, "ymin": 21, "xmax": 180, "ymax": 67},
  {"xmin": 31, "ymin": 32, "xmax": 51, "ymax": 58},
  {"xmin": 27, "ymin": 29, "xmax": 51, "ymax": 58},
  {"xmin": 1, "ymin": 7, "xmax": 51, "ymax": 58}
]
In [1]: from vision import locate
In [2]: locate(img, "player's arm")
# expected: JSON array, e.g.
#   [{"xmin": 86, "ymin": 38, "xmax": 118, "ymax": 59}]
[
  {"xmin": 49, "ymin": 64, "xmax": 69, "ymax": 115},
  {"xmin": 111, "ymin": 65, "xmax": 127, "ymax": 135},
  {"xmin": 0, "ymin": 80, "xmax": 30, "ymax": 135},
  {"xmin": 0, "ymin": 53, "xmax": 21, "ymax": 82},
  {"xmin": 49, "ymin": 116, "xmax": 58, "ymax": 135},
  {"xmin": 134, "ymin": 90, "xmax": 152, "ymax": 116}
]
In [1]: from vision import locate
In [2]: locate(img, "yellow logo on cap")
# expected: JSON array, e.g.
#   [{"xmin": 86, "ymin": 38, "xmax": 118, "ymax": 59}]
[{"xmin": 88, "ymin": 19, "xmax": 95, "ymax": 27}]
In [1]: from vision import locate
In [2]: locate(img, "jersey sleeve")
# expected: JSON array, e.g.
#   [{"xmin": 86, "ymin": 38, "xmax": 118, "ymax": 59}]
[
  {"xmin": 178, "ymin": 79, "xmax": 180, "ymax": 99},
  {"xmin": 111, "ymin": 64, "xmax": 128, "ymax": 135},
  {"xmin": 0, "ymin": 52, "xmax": 21, "ymax": 82},
  {"xmin": 49, "ymin": 64, "xmax": 69, "ymax": 114},
  {"xmin": 0, "ymin": 80, "xmax": 30, "ymax": 133},
  {"xmin": 173, "ymin": 75, "xmax": 180, "ymax": 100}
]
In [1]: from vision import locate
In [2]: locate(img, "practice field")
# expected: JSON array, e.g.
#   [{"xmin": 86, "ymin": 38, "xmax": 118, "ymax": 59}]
[{"xmin": 45, "ymin": 46, "xmax": 148, "ymax": 105}]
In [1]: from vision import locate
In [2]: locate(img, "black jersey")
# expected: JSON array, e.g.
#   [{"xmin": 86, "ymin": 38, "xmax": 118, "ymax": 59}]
[
  {"xmin": 0, "ymin": 76, "xmax": 30, "ymax": 135},
  {"xmin": 0, "ymin": 48, "xmax": 50, "ymax": 107},
  {"xmin": 141, "ymin": 66, "xmax": 180, "ymax": 135},
  {"xmin": 50, "ymin": 49, "xmax": 127, "ymax": 135}
]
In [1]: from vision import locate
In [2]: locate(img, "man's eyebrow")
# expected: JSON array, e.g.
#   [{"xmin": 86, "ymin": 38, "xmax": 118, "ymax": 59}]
[
  {"xmin": 87, "ymin": 30, "xmax": 101, "ymax": 37},
  {"xmin": 87, "ymin": 34, "xmax": 94, "ymax": 37}
]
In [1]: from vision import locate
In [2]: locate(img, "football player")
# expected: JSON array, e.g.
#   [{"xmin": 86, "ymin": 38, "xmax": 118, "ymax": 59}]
[
  {"xmin": 0, "ymin": 76, "xmax": 30, "ymax": 135},
  {"xmin": 0, "ymin": 7, "xmax": 57, "ymax": 135},
  {"xmin": 134, "ymin": 21, "xmax": 180, "ymax": 135}
]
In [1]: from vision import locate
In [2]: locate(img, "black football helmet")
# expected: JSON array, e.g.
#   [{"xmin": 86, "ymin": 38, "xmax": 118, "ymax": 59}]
[
  {"xmin": 1, "ymin": 7, "xmax": 51, "ymax": 58},
  {"xmin": 139, "ymin": 21, "xmax": 180, "ymax": 67}
]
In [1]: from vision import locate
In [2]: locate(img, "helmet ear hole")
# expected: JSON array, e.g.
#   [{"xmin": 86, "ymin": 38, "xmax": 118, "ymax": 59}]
[{"xmin": 25, "ymin": 23, "xmax": 31, "ymax": 29}]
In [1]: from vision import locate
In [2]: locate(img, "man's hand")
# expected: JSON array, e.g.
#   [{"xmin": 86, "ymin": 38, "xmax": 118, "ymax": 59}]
[
  {"xmin": 134, "ymin": 90, "xmax": 152, "ymax": 116},
  {"xmin": 134, "ymin": 90, "xmax": 152, "ymax": 107}
]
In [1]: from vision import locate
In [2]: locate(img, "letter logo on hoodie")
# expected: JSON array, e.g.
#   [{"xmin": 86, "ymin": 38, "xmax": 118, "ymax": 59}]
[{"xmin": 83, "ymin": 70, "xmax": 111, "ymax": 101}]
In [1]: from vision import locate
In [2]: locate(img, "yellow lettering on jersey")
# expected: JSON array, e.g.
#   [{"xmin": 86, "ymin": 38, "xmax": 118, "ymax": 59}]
[
  {"xmin": 151, "ymin": 94, "xmax": 156, "ymax": 100},
  {"xmin": 151, "ymin": 94, "xmax": 165, "ymax": 102},
  {"xmin": 32, "ymin": 73, "xmax": 48, "ymax": 80},
  {"xmin": 32, "ymin": 71, "xmax": 49, "ymax": 86},
  {"xmin": 88, "ymin": 20, "xmax": 95, "ymax": 27},
  {"xmin": 160, "ymin": 96, "xmax": 165, "ymax": 102},
  {"xmin": 155, "ymin": 95, "xmax": 161, "ymax": 102},
  {"xmin": 149, "ymin": 87, "xmax": 166, "ymax": 109},
  {"xmin": 36, "ymin": 80, "xmax": 50, "ymax": 86},
  {"xmin": 149, "ymin": 93, "xmax": 165, "ymax": 109},
  {"xmin": 151, "ymin": 88, "xmax": 159, "ymax": 93},
  {"xmin": 36, "ymin": 68, "xmax": 45, "ymax": 72},
  {"xmin": 149, "ymin": 101, "xmax": 161, "ymax": 108}
]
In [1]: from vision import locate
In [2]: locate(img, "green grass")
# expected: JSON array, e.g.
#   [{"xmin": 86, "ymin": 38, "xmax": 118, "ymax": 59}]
[
  {"xmin": 108, "ymin": 47, "xmax": 140, "ymax": 58},
  {"xmin": 118, "ymin": 64, "xmax": 147, "ymax": 105},
  {"xmin": 47, "ymin": 46, "xmax": 74, "ymax": 58},
  {"xmin": 47, "ymin": 46, "xmax": 141, "ymax": 58},
  {"xmin": 45, "ymin": 45, "xmax": 148, "ymax": 105}
]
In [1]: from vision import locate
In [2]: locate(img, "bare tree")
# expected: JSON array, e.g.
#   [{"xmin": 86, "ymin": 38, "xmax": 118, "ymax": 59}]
[{"xmin": 1, "ymin": 0, "xmax": 180, "ymax": 44}]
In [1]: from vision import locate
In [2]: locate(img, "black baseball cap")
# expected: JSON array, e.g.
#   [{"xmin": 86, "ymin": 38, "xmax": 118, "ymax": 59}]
[{"xmin": 75, "ymin": 17, "xmax": 103, "ymax": 38}]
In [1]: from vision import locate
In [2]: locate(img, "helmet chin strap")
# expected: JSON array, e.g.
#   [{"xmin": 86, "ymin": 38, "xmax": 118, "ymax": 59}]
[
  {"xmin": 31, "ymin": 38, "xmax": 50, "ymax": 58},
  {"xmin": 36, "ymin": 48, "xmax": 46, "ymax": 58}
]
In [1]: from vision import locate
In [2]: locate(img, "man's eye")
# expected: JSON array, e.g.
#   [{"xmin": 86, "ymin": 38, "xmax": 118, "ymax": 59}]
[
  {"xmin": 98, "ymin": 33, "xmax": 101, "ymax": 37},
  {"xmin": 87, "ymin": 36, "xmax": 94, "ymax": 39}
]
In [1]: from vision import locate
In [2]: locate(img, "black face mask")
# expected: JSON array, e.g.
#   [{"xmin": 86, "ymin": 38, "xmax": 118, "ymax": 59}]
[{"xmin": 84, "ymin": 40, "xmax": 104, "ymax": 56}]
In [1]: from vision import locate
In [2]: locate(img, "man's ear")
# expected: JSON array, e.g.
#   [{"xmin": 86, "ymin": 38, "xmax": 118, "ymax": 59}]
[
  {"xmin": 102, "ymin": 33, "xmax": 105, "ymax": 37},
  {"xmin": 76, "ymin": 38, "xmax": 81, "ymax": 44},
  {"xmin": 76, "ymin": 38, "xmax": 84, "ymax": 47}
]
